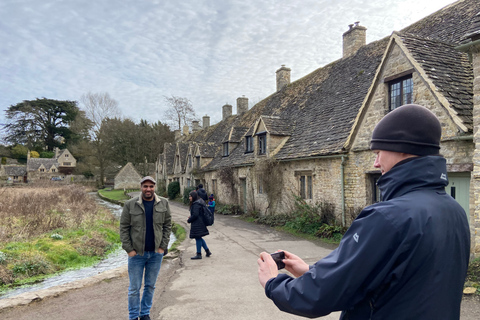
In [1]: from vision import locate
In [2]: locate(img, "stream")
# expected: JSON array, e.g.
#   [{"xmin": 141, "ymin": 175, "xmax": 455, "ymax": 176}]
[{"xmin": 0, "ymin": 193, "xmax": 176, "ymax": 299}]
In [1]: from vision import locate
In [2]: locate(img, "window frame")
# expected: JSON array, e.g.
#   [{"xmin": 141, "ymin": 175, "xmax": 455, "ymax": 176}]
[
  {"xmin": 223, "ymin": 142, "xmax": 229, "ymax": 157},
  {"xmin": 257, "ymin": 133, "xmax": 266, "ymax": 155},
  {"xmin": 245, "ymin": 135, "xmax": 253, "ymax": 153},
  {"xmin": 386, "ymin": 72, "xmax": 413, "ymax": 110}
]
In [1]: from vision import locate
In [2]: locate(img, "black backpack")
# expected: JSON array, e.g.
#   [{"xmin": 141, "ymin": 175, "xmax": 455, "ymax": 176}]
[{"xmin": 201, "ymin": 204, "xmax": 214, "ymax": 226}]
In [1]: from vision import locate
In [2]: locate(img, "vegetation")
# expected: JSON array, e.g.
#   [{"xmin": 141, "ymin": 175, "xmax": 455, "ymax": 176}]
[
  {"xmin": 98, "ymin": 188, "xmax": 132, "ymax": 202},
  {"xmin": 167, "ymin": 181, "xmax": 180, "ymax": 200},
  {"xmin": 183, "ymin": 186, "xmax": 196, "ymax": 204},
  {"xmin": 4, "ymin": 98, "xmax": 90, "ymax": 151},
  {"xmin": 0, "ymin": 184, "xmax": 119, "ymax": 292},
  {"xmin": 466, "ymin": 257, "xmax": 480, "ymax": 295},
  {"xmin": 243, "ymin": 197, "xmax": 346, "ymax": 244}
]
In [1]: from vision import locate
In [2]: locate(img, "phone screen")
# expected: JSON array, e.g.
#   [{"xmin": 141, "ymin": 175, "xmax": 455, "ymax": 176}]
[{"xmin": 270, "ymin": 251, "xmax": 285, "ymax": 270}]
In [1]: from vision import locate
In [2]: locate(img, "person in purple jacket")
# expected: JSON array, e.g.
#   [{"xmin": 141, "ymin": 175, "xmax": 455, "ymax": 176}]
[{"xmin": 258, "ymin": 104, "xmax": 470, "ymax": 319}]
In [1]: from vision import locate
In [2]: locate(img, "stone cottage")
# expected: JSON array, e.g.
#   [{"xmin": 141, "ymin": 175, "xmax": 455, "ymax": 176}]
[
  {"xmin": 27, "ymin": 147, "xmax": 77, "ymax": 181},
  {"xmin": 114, "ymin": 162, "xmax": 142, "ymax": 190},
  {"xmin": 157, "ymin": 0, "xmax": 480, "ymax": 255}
]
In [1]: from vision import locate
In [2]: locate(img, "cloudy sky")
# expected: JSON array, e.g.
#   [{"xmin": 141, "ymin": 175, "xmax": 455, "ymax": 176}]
[{"xmin": 0, "ymin": 0, "xmax": 456, "ymax": 131}]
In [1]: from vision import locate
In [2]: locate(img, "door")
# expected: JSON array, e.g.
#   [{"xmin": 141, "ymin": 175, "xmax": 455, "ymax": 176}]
[
  {"xmin": 446, "ymin": 172, "xmax": 470, "ymax": 222},
  {"xmin": 240, "ymin": 178, "xmax": 247, "ymax": 214}
]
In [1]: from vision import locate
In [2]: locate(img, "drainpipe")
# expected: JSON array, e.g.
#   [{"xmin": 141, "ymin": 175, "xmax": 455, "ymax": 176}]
[{"xmin": 341, "ymin": 156, "xmax": 346, "ymax": 227}]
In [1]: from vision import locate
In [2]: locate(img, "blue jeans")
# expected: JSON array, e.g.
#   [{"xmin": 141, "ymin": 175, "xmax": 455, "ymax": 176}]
[
  {"xmin": 128, "ymin": 251, "xmax": 164, "ymax": 319},
  {"xmin": 195, "ymin": 237, "xmax": 209, "ymax": 253}
]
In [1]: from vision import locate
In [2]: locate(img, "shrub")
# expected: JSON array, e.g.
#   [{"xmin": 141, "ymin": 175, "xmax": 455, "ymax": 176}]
[
  {"xmin": 50, "ymin": 233, "xmax": 63, "ymax": 240},
  {"xmin": 217, "ymin": 204, "xmax": 241, "ymax": 215},
  {"xmin": 183, "ymin": 186, "xmax": 196, "ymax": 204},
  {"xmin": 0, "ymin": 251, "xmax": 7, "ymax": 264},
  {"xmin": 167, "ymin": 181, "xmax": 180, "ymax": 200}
]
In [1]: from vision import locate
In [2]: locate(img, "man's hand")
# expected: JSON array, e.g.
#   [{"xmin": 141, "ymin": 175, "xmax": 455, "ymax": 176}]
[
  {"xmin": 257, "ymin": 252, "xmax": 279, "ymax": 288},
  {"xmin": 283, "ymin": 250, "xmax": 309, "ymax": 278},
  {"xmin": 158, "ymin": 248, "xmax": 165, "ymax": 254},
  {"xmin": 128, "ymin": 250, "xmax": 137, "ymax": 257}
]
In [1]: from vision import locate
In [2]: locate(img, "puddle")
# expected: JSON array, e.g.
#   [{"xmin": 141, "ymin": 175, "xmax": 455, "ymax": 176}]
[{"xmin": 0, "ymin": 193, "xmax": 176, "ymax": 299}]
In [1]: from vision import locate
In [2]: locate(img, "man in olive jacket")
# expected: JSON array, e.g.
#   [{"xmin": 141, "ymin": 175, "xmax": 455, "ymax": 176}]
[{"xmin": 120, "ymin": 176, "xmax": 172, "ymax": 320}]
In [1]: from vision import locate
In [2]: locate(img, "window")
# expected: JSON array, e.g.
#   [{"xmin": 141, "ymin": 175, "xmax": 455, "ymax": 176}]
[
  {"xmin": 187, "ymin": 178, "xmax": 191, "ymax": 187},
  {"xmin": 389, "ymin": 75, "xmax": 412, "ymax": 110},
  {"xmin": 223, "ymin": 142, "xmax": 229, "ymax": 157},
  {"xmin": 258, "ymin": 133, "xmax": 266, "ymax": 155},
  {"xmin": 196, "ymin": 156, "xmax": 200, "ymax": 168},
  {"xmin": 188, "ymin": 155, "xmax": 192, "ymax": 168},
  {"xmin": 52, "ymin": 169, "xmax": 56, "ymax": 172},
  {"xmin": 65, "ymin": 154, "xmax": 69, "ymax": 157},
  {"xmin": 370, "ymin": 173, "xmax": 382, "ymax": 203},
  {"xmin": 258, "ymin": 174, "xmax": 264, "ymax": 194},
  {"xmin": 40, "ymin": 168, "xmax": 44, "ymax": 172},
  {"xmin": 245, "ymin": 136, "xmax": 253, "ymax": 153},
  {"xmin": 63, "ymin": 162, "xmax": 71, "ymax": 166},
  {"xmin": 299, "ymin": 175, "xmax": 313, "ymax": 199}
]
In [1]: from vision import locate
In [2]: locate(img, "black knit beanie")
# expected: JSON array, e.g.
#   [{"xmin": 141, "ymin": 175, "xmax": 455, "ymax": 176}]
[{"xmin": 370, "ymin": 104, "xmax": 441, "ymax": 156}]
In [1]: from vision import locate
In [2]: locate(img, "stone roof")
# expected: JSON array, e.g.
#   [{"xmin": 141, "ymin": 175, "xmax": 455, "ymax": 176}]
[
  {"xmin": 197, "ymin": 143, "xmax": 217, "ymax": 158},
  {"xmin": 400, "ymin": 0, "xmax": 480, "ymax": 45},
  {"xmin": 397, "ymin": 32, "xmax": 473, "ymax": 131},
  {"xmin": 177, "ymin": 142, "xmax": 189, "ymax": 172},
  {"xmin": 259, "ymin": 116, "xmax": 294, "ymax": 136},
  {"xmin": 27, "ymin": 158, "xmax": 58, "ymax": 171},
  {"xmin": 3, "ymin": 165, "xmax": 27, "ymax": 176},
  {"xmin": 223, "ymin": 127, "xmax": 249, "ymax": 143},
  {"xmin": 463, "ymin": 11, "xmax": 480, "ymax": 40}
]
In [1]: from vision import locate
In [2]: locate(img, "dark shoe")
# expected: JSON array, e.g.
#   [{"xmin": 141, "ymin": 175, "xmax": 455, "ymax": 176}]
[
  {"xmin": 206, "ymin": 249, "xmax": 212, "ymax": 257},
  {"xmin": 191, "ymin": 253, "xmax": 202, "ymax": 260},
  {"xmin": 140, "ymin": 315, "xmax": 151, "ymax": 320}
]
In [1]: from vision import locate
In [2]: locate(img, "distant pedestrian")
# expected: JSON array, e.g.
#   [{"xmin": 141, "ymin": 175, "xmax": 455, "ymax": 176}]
[
  {"xmin": 188, "ymin": 190, "xmax": 212, "ymax": 259},
  {"xmin": 120, "ymin": 176, "xmax": 172, "ymax": 320},
  {"xmin": 258, "ymin": 104, "xmax": 470, "ymax": 319},
  {"xmin": 196, "ymin": 183, "xmax": 208, "ymax": 201},
  {"xmin": 207, "ymin": 194, "xmax": 216, "ymax": 213}
]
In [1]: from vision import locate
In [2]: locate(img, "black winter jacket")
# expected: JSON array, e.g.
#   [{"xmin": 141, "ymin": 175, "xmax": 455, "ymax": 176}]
[
  {"xmin": 188, "ymin": 199, "xmax": 209, "ymax": 239},
  {"xmin": 265, "ymin": 156, "xmax": 470, "ymax": 319}
]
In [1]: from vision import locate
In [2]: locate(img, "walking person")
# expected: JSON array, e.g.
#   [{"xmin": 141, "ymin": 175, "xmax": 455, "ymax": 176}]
[
  {"xmin": 120, "ymin": 176, "xmax": 172, "ymax": 320},
  {"xmin": 196, "ymin": 183, "xmax": 208, "ymax": 201},
  {"xmin": 188, "ymin": 190, "xmax": 212, "ymax": 260},
  {"xmin": 207, "ymin": 194, "xmax": 216, "ymax": 213},
  {"xmin": 257, "ymin": 104, "xmax": 470, "ymax": 319}
]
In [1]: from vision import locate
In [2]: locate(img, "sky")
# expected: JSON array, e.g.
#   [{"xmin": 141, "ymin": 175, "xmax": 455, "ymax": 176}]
[{"xmin": 0, "ymin": 0, "xmax": 457, "ymax": 131}]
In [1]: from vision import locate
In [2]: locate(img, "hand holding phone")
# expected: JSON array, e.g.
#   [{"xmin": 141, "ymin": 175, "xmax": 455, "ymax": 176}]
[{"xmin": 270, "ymin": 251, "xmax": 285, "ymax": 270}]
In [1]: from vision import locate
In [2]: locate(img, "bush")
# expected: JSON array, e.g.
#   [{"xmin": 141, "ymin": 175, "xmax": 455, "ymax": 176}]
[
  {"xmin": 217, "ymin": 204, "xmax": 241, "ymax": 215},
  {"xmin": 167, "ymin": 181, "xmax": 180, "ymax": 200},
  {"xmin": 183, "ymin": 186, "xmax": 196, "ymax": 204}
]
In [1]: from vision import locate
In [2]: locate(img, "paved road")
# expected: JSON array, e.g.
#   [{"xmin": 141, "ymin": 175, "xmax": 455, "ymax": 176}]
[{"xmin": 0, "ymin": 201, "xmax": 479, "ymax": 319}]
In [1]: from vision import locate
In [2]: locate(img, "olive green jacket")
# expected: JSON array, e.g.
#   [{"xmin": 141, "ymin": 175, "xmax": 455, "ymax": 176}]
[{"xmin": 120, "ymin": 194, "xmax": 172, "ymax": 256}]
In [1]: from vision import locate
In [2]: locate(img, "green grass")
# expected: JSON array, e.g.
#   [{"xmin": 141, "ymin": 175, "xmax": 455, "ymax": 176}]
[{"xmin": 98, "ymin": 188, "xmax": 133, "ymax": 201}]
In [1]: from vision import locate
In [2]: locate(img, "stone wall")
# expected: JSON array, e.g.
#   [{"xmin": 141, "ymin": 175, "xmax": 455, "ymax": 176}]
[{"xmin": 114, "ymin": 163, "xmax": 142, "ymax": 190}]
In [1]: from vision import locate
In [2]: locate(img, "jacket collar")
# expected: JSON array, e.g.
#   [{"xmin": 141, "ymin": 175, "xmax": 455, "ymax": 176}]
[
  {"xmin": 136, "ymin": 193, "xmax": 160, "ymax": 206},
  {"xmin": 377, "ymin": 155, "xmax": 448, "ymax": 201}
]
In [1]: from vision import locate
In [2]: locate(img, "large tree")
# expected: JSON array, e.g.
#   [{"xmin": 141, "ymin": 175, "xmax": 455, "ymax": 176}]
[
  {"xmin": 79, "ymin": 92, "xmax": 121, "ymax": 186},
  {"xmin": 163, "ymin": 95, "xmax": 197, "ymax": 131},
  {"xmin": 3, "ymin": 98, "xmax": 85, "ymax": 151}
]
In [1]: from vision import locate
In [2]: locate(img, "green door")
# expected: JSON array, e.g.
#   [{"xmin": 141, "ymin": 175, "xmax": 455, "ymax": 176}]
[{"xmin": 446, "ymin": 173, "xmax": 470, "ymax": 222}]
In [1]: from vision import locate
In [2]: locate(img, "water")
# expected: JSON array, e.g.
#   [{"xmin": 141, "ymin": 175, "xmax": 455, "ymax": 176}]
[{"xmin": 0, "ymin": 193, "xmax": 176, "ymax": 299}]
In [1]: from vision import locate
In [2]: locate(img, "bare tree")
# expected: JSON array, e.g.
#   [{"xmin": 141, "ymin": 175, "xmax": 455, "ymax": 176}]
[
  {"xmin": 81, "ymin": 92, "xmax": 121, "ymax": 139},
  {"xmin": 80, "ymin": 92, "xmax": 121, "ymax": 187},
  {"xmin": 163, "ymin": 95, "xmax": 197, "ymax": 131}
]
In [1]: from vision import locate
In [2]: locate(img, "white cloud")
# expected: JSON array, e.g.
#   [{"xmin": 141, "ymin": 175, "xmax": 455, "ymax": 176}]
[{"xmin": 0, "ymin": 0, "xmax": 456, "ymax": 129}]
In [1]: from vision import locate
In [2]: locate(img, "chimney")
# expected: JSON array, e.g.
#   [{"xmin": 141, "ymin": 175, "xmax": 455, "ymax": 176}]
[
  {"xmin": 183, "ymin": 124, "xmax": 189, "ymax": 136},
  {"xmin": 237, "ymin": 96, "xmax": 248, "ymax": 115},
  {"xmin": 192, "ymin": 120, "xmax": 201, "ymax": 132},
  {"xmin": 55, "ymin": 147, "xmax": 59, "ymax": 159},
  {"xmin": 276, "ymin": 65, "xmax": 291, "ymax": 91},
  {"xmin": 174, "ymin": 129, "xmax": 181, "ymax": 140},
  {"xmin": 202, "ymin": 115, "xmax": 210, "ymax": 128},
  {"xmin": 343, "ymin": 21, "xmax": 366, "ymax": 58},
  {"xmin": 222, "ymin": 104, "xmax": 232, "ymax": 120}
]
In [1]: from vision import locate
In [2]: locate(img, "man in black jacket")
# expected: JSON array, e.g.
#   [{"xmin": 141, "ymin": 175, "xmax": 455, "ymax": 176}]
[{"xmin": 258, "ymin": 104, "xmax": 470, "ymax": 319}]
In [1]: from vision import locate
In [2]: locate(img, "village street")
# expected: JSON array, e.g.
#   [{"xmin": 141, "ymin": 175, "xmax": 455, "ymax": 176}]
[{"xmin": 0, "ymin": 201, "xmax": 479, "ymax": 319}]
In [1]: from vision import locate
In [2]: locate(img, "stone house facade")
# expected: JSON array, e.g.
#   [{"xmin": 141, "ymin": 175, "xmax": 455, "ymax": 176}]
[{"xmin": 157, "ymin": 0, "xmax": 480, "ymax": 256}]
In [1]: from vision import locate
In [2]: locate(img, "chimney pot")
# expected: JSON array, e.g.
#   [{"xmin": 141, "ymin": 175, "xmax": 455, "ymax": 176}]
[
  {"xmin": 202, "ymin": 115, "xmax": 210, "ymax": 128},
  {"xmin": 276, "ymin": 65, "xmax": 291, "ymax": 91},
  {"xmin": 237, "ymin": 96, "xmax": 249, "ymax": 115},
  {"xmin": 343, "ymin": 22, "xmax": 366, "ymax": 58},
  {"xmin": 222, "ymin": 104, "xmax": 232, "ymax": 120}
]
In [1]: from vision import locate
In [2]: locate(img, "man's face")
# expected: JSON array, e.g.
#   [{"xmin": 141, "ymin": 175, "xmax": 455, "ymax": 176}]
[
  {"xmin": 373, "ymin": 150, "xmax": 408, "ymax": 175},
  {"xmin": 141, "ymin": 182, "xmax": 155, "ymax": 200}
]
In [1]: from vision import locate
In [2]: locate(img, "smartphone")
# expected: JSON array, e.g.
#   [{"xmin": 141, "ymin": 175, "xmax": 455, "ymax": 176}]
[{"xmin": 270, "ymin": 251, "xmax": 285, "ymax": 270}]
